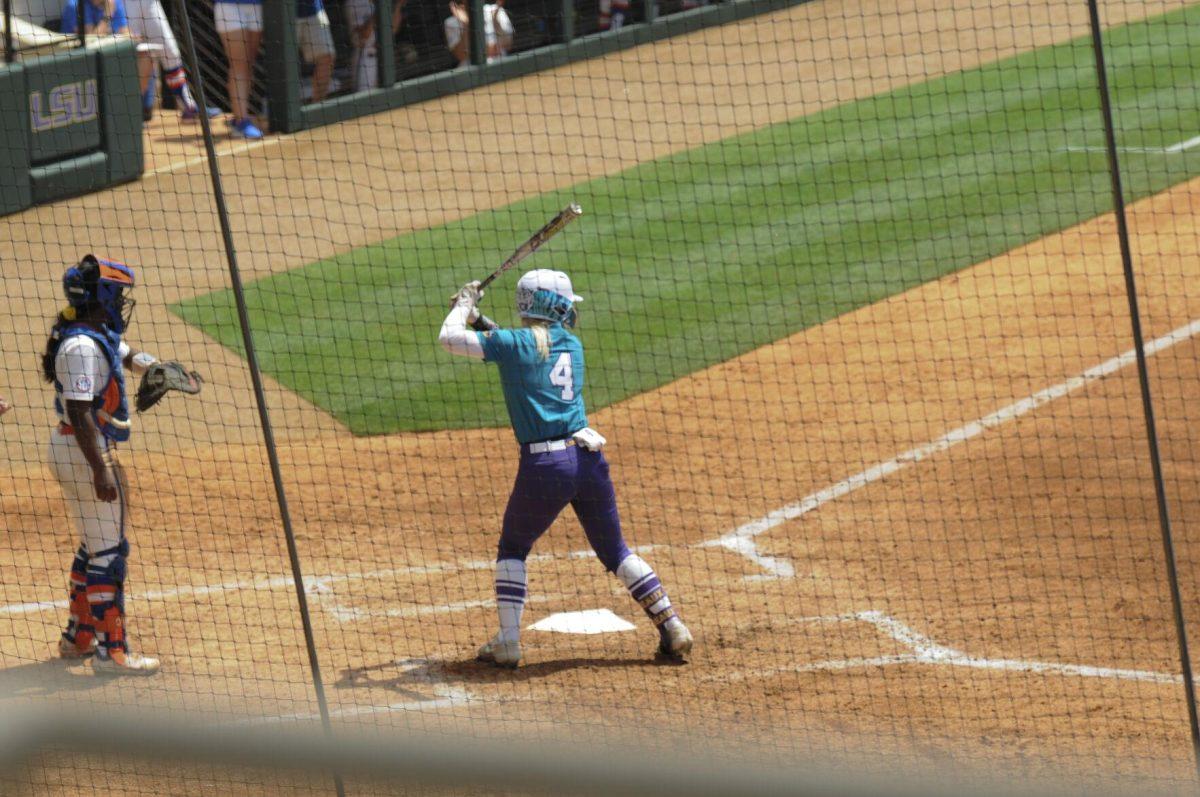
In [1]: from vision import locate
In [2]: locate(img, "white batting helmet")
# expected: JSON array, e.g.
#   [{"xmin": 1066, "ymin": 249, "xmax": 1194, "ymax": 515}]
[{"xmin": 515, "ymin": 269, "xmax": 583, "ymax": 326}]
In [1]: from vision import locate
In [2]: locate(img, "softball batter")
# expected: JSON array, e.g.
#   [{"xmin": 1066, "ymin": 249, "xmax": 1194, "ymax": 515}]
[
  {"xmin": 439, "ymin": 269, "xmax": 693, "ymax": 667},
  {"xmin": 42, "ymin": 255, "xmax": 159, "ymax": 675}
]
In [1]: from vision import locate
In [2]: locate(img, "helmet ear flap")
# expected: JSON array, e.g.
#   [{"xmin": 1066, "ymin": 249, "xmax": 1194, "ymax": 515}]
[{"xmin": 515, "ymin": 283, "xmax": 535, "ymax": 316}]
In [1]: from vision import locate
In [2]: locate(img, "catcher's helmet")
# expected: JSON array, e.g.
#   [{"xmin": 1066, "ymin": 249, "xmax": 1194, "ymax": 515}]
[
  {"xmin": 516, "ymin": 269, "xmax": 582, "ymax": 328},
  {"xmin": 63, "ymin": 255, "xmax": 136, "ymax": 333}
]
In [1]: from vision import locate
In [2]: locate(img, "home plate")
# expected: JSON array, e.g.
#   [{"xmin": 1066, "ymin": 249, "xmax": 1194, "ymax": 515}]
[{"xmin": 527, "ymin": 609, "xmax": 636, "ymax": 634}]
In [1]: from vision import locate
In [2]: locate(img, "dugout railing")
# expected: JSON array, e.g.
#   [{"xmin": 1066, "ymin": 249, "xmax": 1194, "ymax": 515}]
[
  {"xmin": 261, "ymin": 0, "xmax": 813, "ymax": 133},
  {"xmin": 0, "ymin": 0, "xmax": 811, "ymax": 212}
]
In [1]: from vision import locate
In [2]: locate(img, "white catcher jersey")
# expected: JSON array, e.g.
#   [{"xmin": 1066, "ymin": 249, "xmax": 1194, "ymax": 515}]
[{"xmin": 55, "ymin": 336, "xmax": 130, "ymax": 421}]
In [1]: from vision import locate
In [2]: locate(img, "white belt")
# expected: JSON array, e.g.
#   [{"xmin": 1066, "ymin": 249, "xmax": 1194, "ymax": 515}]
[{"xmin": 524, "ymin": 438, "xmax": 576, "ymax": 454}]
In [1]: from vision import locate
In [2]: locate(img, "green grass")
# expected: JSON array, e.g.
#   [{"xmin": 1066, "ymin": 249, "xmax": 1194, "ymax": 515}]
[{"xmin": 174, "ymin": 6, "xmax": 1200, "ymax": 435}]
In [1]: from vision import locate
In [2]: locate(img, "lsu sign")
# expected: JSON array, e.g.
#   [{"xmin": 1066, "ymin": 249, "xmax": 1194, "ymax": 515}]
[{"xmin": 29, "ymin": 79, "xmax": 99, "ymax": 133}]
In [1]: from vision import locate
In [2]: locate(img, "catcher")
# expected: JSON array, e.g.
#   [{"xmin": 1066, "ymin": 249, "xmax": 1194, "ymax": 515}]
[{"xmin": 41, "ymin": 255, "xmax": 201, "ymax": 675}]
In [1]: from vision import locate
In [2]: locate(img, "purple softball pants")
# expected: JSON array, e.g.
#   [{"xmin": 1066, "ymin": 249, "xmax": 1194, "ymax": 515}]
[{"xmin": 498, "ymin": 446, "xmax": 632, "ymax": 572}]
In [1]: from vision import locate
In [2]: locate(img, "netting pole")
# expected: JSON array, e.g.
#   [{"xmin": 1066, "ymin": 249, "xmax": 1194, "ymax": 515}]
[
  {"xmin": 1084, "ymin": 0, "xmax": 1200, "ymax": 776},
  {"xmin": 3, "ymin": 0, "xmax": 13, "ymax": 64},
  {"xmin": 264, "ymin": 0, "xmax": 301, "ymax": 133},
  {"xmin": 561, "ymin": 0, "xmax": 574, "ymax": 43},
  {"xmin": 469, "ymin": 0, "xmax": 485, "ymax": 65},
  {"xmin": 168, "ymin": 4, "xmax": 346, "ymax": 796},
  {"xmin": 376, "ymin": 0, "xmax": 396, "ymax": 88}
]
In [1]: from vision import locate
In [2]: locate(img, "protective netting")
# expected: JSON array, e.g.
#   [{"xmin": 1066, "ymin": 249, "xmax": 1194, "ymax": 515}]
[{"xmin": 2, "ymin": 0, "xmax": 1200, "ymax": 794}]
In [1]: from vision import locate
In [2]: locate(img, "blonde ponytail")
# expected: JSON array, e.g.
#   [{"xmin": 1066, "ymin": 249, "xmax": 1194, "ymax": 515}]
[{"xmin": 524, "ymin": 320, "xmax": 552, "ymax": 361}]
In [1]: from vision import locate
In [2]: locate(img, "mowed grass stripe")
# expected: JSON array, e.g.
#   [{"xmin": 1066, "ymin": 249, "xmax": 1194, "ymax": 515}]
[{"xmin": 174, "ymin": 6, "xmax": 1200, "ymax": 435}]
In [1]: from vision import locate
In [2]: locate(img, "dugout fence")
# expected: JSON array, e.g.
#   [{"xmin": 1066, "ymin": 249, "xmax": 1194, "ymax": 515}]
[{"xmin": 4, "ymin": 0, "xmax": 1200, "ymax": 794}]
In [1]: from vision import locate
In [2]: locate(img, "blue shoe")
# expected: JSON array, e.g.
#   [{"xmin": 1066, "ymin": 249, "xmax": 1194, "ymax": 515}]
[
  {"xmin": 181, "ymin": 103, "xmax": 222, "ymax": 123},
  {"xmin": 142, "ymin": 71, "xmax": 156, "ymax": 122},
  {"xmin": 228, "ymin": 117, "xmax": 264, "ymax": 140}
]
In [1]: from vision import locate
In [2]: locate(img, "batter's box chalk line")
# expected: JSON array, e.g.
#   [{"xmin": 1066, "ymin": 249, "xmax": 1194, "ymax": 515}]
[
  {"xmin": 712, "ymin": 611, "xmax": 1183, "ymax": 686},
  {"xmin": 242, "ymin": 610, "xmax": 1188, "ymax": 725},
  {"xmin": 235, "ymin": 658, "xmax": 477, "ymax": 725}
]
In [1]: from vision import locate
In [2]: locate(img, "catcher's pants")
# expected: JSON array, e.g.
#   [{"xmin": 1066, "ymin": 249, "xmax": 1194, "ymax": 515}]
[
  {"xmin": 50, "ymin": 426, "xmax": 131, "ymax": 652},
  {"xmin": 49, "ymin": 426, "xmax": 125, "ymax": 556}
]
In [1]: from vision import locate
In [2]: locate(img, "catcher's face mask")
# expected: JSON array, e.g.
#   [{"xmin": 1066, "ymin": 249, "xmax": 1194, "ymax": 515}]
[
  {"xmin": 95, "ymin": 258, "xmax": 136, "ymax": 334},
  {"xmin": 116, "ymin": 292, "xmax": 136, "ymax": 333}
]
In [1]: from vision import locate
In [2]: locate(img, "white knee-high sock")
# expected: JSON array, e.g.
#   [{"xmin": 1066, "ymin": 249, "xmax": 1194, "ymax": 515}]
[
  {"xmin": 495, "ymin": 559, "xmax": 527, "ymax": 643},
  {"xmin": 616, "ymin": 554, "xmax": 681, "ymax": 631}
]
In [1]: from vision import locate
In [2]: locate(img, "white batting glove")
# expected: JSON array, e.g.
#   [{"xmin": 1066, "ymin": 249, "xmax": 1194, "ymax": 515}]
[{"xmin": 451, "ymin": 280, "xmax": 484, "ymax": 309}]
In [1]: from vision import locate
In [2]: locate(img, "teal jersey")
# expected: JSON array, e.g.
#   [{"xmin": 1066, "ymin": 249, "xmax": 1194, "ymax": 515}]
[{"xmin": 477, "ymin": 324, "xmax": 588, "ymax": 444}]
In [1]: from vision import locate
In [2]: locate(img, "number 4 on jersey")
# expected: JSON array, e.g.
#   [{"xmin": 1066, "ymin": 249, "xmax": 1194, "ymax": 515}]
[{"xmin": 549, "ymin": 352, "xmax": 574, "ymax": 400}]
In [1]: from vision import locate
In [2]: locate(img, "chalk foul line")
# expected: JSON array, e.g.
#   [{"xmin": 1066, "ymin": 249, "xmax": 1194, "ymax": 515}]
[
  {"xmin": 712, "ymin": 611, "xmax": 1183, "ymax": 686},
  {"xmin": 1060, "ymin": 134, "xmax": 1200, "ymax": 155},
  {"xmin": 703, "ymin": 316, "xmax": 1200, "ymax": 579}
]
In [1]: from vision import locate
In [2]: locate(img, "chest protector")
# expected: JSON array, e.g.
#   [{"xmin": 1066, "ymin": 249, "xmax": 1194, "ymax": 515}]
[{"xmin": 54, "ymin": 324, "xmax": 131, "ymax": 443}]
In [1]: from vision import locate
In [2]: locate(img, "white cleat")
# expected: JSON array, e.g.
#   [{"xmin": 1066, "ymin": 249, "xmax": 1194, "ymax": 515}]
[
  {"xmin": 658, "ymin": 621, "xmax": 693, "ymax": 661},
  {"xmin": 93, "ymin": 649, "xmax": 160, "ymax": 677},
  {"xmin": 58, "ymin": 636, "xmax": 97, "ymax": 659},
  {"xmin": 476, "ymin": 634, "xmax": 521, "ymax": 668}
]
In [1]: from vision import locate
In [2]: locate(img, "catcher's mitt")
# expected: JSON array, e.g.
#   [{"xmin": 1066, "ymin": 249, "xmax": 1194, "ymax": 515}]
[{"xmin": 136, "ymin": 361, "xmax": 203, "ymax": 413}]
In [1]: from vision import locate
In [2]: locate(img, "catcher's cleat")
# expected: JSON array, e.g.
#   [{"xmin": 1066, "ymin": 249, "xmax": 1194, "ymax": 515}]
[
  {"xmin": 657, "ymin": 621, "xmax": 693, "ymax": 661},
  {"xmin": 58, "ymin": 636, "xmax": 97, "ymax": 659},
  {"xmin": 476, "ymin": 635, "xmax": 521, "ymax": 668},
  {"xmin": 92, "ymin": 649, "xmax": 160, "ymax": 677}
]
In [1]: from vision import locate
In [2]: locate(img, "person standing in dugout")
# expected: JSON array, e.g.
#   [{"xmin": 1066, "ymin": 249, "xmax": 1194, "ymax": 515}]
[
  {"xmin": 438, "ymin": 268, "xmax": 694, "ymax": 667},
  {"xmin": 43, "ymin": 255, "xmax": 160, "ymax": 675}
]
